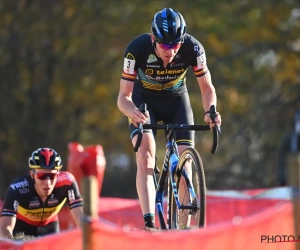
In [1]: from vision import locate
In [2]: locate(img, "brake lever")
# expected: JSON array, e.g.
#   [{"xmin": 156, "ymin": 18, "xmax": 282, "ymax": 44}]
[
  {"xmin": 138, "ymin": 103, "xmax": 147, "ymax": 133},
  {"xmin": 140, "ymin": 103, "xmax": 147, "ymax": 116},
  {"xmin": 210, "ymin": 105, "xmax": 221, "ymax": 134},
  {"xmin": 133, "ymin": 103, "xmax": 148, "ymax": 152}
]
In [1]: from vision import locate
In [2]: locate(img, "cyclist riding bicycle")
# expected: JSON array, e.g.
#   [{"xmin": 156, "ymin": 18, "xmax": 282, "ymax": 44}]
[
  {"xmin": 0, "ymin": 148, "xmax": 84, "ymax": 238},
  {"xmin": 117, "ymin": 7, "xmax": 222, "ymax": 230}
]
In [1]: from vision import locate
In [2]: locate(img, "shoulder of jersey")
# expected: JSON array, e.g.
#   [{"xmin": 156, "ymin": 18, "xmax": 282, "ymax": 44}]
[
  {"xmin": 125, "ymin": 33, "xmax": 151, "ymax": 60},
  {"xmin": 55, "ymin": 171, "xmax": 75, "ymax": 187},
  {"xmin": 9, "ymin": 175, "xmax": 31, "ymax": 191},
  {"xmin": 11, "ymin": 175, "xmax": 31, "ymax": 184},
  {"xmin": 183, "ymin": 34, "xmax": 200, "ymax": 45},
  {"xmin": 183, "ymin": 34, "xmax": 205, "ymax": 55}
]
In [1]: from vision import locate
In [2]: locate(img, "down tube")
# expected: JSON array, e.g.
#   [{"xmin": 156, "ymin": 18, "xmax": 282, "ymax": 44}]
[
  {"xmin": 169, "ymin": 153, "xmax": 180, "ymax": 208},
  {"xmin": 155, "ymin": 143, "xmax": 172, "ymax": 229}
]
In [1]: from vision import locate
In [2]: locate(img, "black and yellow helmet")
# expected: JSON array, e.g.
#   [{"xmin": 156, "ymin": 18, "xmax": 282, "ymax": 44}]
[{"xmin": 28, "ymin": 148, "xmax": 62, "ymax": 170}]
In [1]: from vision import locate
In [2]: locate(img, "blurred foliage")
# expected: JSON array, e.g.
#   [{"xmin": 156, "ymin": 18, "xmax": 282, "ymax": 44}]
[
  {"xmin": 0, "ymin": 232, "xmax": 36, "ymax": 241},
  {"xmin": 0, "ymin": 0, "xmax": 299, "ymax": 198}
]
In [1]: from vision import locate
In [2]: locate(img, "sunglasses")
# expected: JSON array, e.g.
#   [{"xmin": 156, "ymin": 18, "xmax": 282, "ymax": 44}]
[
  {"xmin": 32, "ymin": 170, "xmax": 59, "ymax": 180},
  {"xmin": 157, "ymin": 41, "xmax": 182, "ymax": 50}
]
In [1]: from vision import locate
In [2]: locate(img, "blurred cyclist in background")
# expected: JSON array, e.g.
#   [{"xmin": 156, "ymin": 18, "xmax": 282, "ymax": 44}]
[
  {"xmin": 0, "ymin": 148, "xmax": 83, "ymax": 238},
  {"xmin": 277, "ymin": 111, "xmax": 300, "ymax": 186},
  {"xmin": 117, "ymin": 7, "xmax": 221, "ymax": 230}
]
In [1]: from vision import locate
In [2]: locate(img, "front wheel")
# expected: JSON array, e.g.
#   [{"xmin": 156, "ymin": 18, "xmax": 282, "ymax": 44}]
[{"xmin": 169, "ymin": 147, "xmax": 206, "ymax": 229}]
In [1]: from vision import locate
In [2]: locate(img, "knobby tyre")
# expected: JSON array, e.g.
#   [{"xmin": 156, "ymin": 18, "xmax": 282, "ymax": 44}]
[{"xmin": 168, "ymin": 147, "xmax": 206, "ymax": 229}]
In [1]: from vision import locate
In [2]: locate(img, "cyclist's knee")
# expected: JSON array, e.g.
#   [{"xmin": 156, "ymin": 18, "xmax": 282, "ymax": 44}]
[
  {"xmin": 137, "ymin": 150, "xmax": 155, "ymax": 170},
  {"xmin": 132, "ymin": 132, "xmax": 155, "ymax": 169}
]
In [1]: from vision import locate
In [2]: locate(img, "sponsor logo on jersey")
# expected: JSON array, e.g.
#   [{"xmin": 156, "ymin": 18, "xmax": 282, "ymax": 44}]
[
  {"xmin": 145, "ymin": 69, "xmax": 153, "ymax": 75},
  {"xmin": 146, "ymin": 64, "xmax": 160, "ymax": 68},
  {"xmin": 145, "ymin": 75, "xmax": 156, "ymax": 80},
  {"xmin": 156, "ymin": 68, "xmax": 185, "ymax": 75},
  {"xmin": 29, "ymin": 200, "xmax": 40, "ymax": 208},
  {"xmin": 13, "ymin": 200, "xmax": 19, "ymax": 211},
  {"xmin": 194, "ymin": 46, "xmax": 203, "ymax": 56},
  {"xmin": 24, "ymin": 209, "xmax": 57, "ymax": 220},
  {"xmin": 147, "ymin": 54, "xmax": 158, "ymax": 63},
  {"xmin": 10, "ymin": 179, "xmax": 29, "ymax": 190},
  {"xmin": 57, "ymin": 173, "xmax": 73, "ymax": 182},
  {"xmin": 155, "ymin": 75, "xmax": 180, "ymax": 81},
  {"xmin": 48, "ymin": 198, "xmax": 59, "ymax": 205},
  {"xmin": 170, "ymin": 62, "xmax": 184, "ymax": 67},
  {"xmin": 19, "ymin": 188, "xmax": 29, "ymax": 194},
  {"xmin": 68, "ymin": 190, "xmax": 75, "ymax": 202},
  {"xmin": 125, "ymin": 53, "xmax": 135, "ymax": 60},
  {"xmin": 174, "ymin": 53, "xmax": 181, "ymax": 60},
  {"xmin": 47, "ymin": 194, "xmax": 58, "ymax": 205}
]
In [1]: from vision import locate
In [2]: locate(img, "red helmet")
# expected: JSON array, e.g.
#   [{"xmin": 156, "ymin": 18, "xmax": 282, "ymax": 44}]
[{"xmin": 28, "ymin": 148, "xmax": 62, "ymax": 170}]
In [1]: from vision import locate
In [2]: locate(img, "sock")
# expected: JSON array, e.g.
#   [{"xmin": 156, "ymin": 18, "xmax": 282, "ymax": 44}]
[{"xmin": 143, "ymin": 213, "xmax": 155, "ymax": 228}]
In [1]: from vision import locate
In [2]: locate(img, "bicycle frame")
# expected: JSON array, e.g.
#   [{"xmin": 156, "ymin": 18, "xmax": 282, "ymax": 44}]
[{"xmin": 134, "ymin": 103, "xmax": 220, "ymax": 230}]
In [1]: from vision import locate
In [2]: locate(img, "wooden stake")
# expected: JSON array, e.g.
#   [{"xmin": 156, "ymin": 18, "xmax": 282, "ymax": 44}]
[{"xmin": 81, "ymin": 176, "xmax": 98, "ymax": 250}]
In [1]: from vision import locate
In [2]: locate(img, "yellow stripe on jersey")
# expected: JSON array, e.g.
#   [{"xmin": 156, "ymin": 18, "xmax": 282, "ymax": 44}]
[
  {"xmin": 122, "ymin": 72, "xmax": 136, "ymax": 81},
  {"xmin": 17, "ymin": 198, "xmax": 67, "ymax": 222},
  {"xmin": 193, "ymin": 65, "xmax": 208, "ymax": 77},
  {"xmin": 141, "ymin": 81, "xmax": 163, "ymax": 90},
  {"xmin": 161, "ymin": 70, "xmax": 187, "ymax": 89},
  {"xmin": 141, "ymin": 69, "xmax": 187, "ymax": 91}
]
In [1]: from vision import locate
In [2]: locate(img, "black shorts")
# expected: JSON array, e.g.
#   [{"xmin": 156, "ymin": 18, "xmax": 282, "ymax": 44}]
[{"xmin": 129, "ymin": 88, "xmax": 195, "ymax": 146}]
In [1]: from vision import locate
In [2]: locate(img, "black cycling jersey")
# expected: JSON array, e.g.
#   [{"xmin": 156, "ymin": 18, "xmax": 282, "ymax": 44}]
[
  {"xmin": 121, "ymin": 33, "xmax": 209, "ymax": 145},
  {"xmin": 121, "ymin": 33, "xmax": 208, "ymax": 97},
  {"xmin": 0, "ymin": 171, "xmax": 83, "ymax": 237}
]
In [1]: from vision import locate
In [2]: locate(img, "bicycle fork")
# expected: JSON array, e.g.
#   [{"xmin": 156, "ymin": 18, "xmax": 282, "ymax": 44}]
[
  {"xmin": 154, "ymin": 142, "xmax": 199, "ymax": 229},
  {"xmin": 169, "ymin": 155, "xmax": 198, "ymax": 208},
  {"xmin": 168, "ymin": 152, "xmax": 200, "ymax": 226}
]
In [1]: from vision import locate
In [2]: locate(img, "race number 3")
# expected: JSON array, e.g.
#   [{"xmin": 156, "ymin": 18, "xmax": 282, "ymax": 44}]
[{"xmin": 123, "ymin": 58, "xmax": 135, "ymax": 74}]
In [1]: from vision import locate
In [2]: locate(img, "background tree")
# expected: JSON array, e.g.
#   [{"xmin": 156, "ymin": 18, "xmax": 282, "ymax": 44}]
[{"xmin": 0, "ymin": 0, "xmax": 299, "ymax": 198}]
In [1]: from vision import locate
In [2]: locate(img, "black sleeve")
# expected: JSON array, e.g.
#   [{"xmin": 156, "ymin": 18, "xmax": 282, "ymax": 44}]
[
  {"xmin": 121, "ymin": 34, "xmax": 149, "ymax": 81},
  {"xmin": 1, "ymin": 186, "xmax": 19, "ymax": 217},
  {"xmin": 66, "ymin": 175, "xmax": 84, "ymax": 210},
  {"xmin": 185, "ymin": 35, "xmax": 209, "ymax": 77}
]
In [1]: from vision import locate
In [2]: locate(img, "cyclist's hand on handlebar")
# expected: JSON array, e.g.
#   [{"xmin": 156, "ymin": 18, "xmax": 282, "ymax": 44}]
[
  {"xmin": 130, "ymin": 108, "xmax": 149, "ymax": 127},
  {"xmin": 204, "ymin": 112, "xmax": 222, "ymax": 129}
]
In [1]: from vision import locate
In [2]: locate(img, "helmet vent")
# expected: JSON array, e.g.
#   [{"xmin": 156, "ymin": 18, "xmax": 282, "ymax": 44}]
[{"xmin": 40, "ymin": 148, "xmax": 54, "ymax": 166}]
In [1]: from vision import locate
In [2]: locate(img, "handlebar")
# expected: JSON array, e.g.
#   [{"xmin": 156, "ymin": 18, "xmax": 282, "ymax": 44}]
[
  {"xmin": 209, "ymin": 105, "xmax": 220, "ymax": 154},
  {"xmin": 133, "ymin": 103, "xmax": 221, "ymax": 154}
]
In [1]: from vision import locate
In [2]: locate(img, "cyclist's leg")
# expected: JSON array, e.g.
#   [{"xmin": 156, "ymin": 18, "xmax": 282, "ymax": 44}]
[
  {"xmin": 131, "ymin": 130, "xmax": 156, "ymax": 228},
  {"xmin": 130, "ymin": 91, "xmax": 158, "ymax": 228}
]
